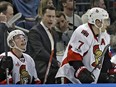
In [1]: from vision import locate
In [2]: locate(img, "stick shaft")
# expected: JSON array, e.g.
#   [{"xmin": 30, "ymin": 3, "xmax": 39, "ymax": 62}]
[
  {"xmin": 43, "ymin": 50, "xmax": 54, "ymax": 84},
  {"xmin": 6, "ymin": 13, "xmax": 22, "ymax": 27},
  {"xmin": 91, "ymin": 44, "xmax": 110, "ymax": 73}
]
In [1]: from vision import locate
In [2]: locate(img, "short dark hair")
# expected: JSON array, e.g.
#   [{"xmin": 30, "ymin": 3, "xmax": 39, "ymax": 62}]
[
  {"xmin": 0, "ymin": 1, "xmax": 13, "ymax": 14},
  {"xmin": 56, "ymin": 11, "xmax": 66, "ymax": 19},
  {"xmin": 42, "ymin": 5, "xmax": 56, "ymax": 15}
]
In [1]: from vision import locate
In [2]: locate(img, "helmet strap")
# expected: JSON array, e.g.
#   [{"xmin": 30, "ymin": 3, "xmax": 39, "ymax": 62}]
[
  {"xmin": 11, "ymin": 40, "xmax": 26, "ymax": 52},
  {"xmin": 94, "ymin": 20, "xmax": 104, "ymax": 43}
]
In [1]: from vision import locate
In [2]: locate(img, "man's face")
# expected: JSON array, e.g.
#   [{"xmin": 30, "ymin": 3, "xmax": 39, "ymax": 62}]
[
  {"xmin": 95, "ymin": 18, "xmax": 110, "ymax": 32},
  {"xmin": 101, "ymin": 18, "xmax": 110, "ymax": 32},
  {"xmin": 13, "ymin": 34, "xmax": 27, "ymax": 51},
  {"xmin": 56, "ymin": 15, "xmax": 68, "ymax": 32},
  {"xmin": 42, "ymin": 9, "xmax": 56, "ymax": 29},
  {"xmin": 99, "ymin": 0, "xmax": 106, "ymax": 9},
  {"xmin": 63, "ymin": 0, "xmax": 74, "ymax": 11},
  {"xmin": 5, "ymin": 5, "xmax": 14, "ymax": 21}
]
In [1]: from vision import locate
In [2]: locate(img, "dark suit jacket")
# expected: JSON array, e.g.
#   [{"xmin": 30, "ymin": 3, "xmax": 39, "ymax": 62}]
[
  {"xmin": 0, "ymin": 23, "xmax": 12, "ymax": 54},
  {"xmin": 28, "ymin": 23, "xmax": 59, "ymax": 84}
]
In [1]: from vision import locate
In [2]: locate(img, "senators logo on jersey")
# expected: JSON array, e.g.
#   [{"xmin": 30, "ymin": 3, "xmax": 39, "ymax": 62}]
[
  {"xmin": 92, "ymin": 45, "xmax": 102, "ymax": 68},
  {"xmin": 20, "ymin": 65, "xmax": 31, "ymax": 84}
]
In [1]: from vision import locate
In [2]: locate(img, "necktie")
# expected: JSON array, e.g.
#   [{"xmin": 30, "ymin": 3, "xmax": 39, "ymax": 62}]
[
  {"xmin": 48, "ymin": 28, "xmax": 53, "ymax": 36},
  {"xmin": 47, "ymin": 28, "xmax": 54, "ymax": 51}
]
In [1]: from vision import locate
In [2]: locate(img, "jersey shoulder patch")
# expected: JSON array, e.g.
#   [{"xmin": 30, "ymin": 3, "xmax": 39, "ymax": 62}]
[{"xmin": 81, "ymin": 30, "xmax": 89, "ymax": 37}]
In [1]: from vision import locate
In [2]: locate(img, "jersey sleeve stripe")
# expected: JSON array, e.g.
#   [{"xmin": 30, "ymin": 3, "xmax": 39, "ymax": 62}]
[{"xmin": 61, "ymin": 49, "xmax": 83, "ymax": 66}]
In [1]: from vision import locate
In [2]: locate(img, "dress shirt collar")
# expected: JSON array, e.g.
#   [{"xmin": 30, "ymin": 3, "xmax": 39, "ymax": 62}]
[{"xmin": 40, "ymin": 21, "xmax": 49, "ymax": 31}]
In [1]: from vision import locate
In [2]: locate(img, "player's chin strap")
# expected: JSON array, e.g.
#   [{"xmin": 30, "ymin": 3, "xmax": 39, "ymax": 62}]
[
  {"xmin": 94, "ymin": 20, "xmax": 104, "ymax": 43},
  {"xmin": 15, "ymin": 45, "xmax": 26, "ymax": 52},
  {"xmin": 12, "ymin": 40, "xmax": 27, "ymax": 52}
]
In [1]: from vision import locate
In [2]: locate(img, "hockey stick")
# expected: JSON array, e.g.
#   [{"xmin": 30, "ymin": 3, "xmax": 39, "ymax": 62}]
[
  {"xmin": 6, "ymin": 13, "xmax": 22, "ymax": 28},
  {"xmin": 91, "ymin": 44, "xmax": 110, "ymax": 73},
  {"xmin": 43, "ymin": 50, "xmax": 54, "ymax": 84},
  {"xmin": 6, "ymin": 13, "xmax": 29, "ymax": 33},
  {"xmin": 14, "ymin": 25, "xmax": 29, "ymax": 33}
]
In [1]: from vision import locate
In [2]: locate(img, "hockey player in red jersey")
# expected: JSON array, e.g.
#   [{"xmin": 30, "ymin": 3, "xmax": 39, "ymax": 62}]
[
  {"xmin": 56, "ymin": 7, "xmax": 116, "ymax": 83},
  {"xmin": 0, "ymin": 30, "xmax": 41, "ymax": 84}
]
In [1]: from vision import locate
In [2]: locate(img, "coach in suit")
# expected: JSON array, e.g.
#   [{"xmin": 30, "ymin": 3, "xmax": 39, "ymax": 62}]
[
  {"xmin": 0, "ymin": 1, "xmax": 14, "ymax": 54},
  {"xmin": 28, "ymin": 6, "xmax": 59, "ymax": 84}
]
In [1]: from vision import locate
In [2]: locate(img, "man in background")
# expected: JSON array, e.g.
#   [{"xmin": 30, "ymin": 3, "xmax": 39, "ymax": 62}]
[
  {"xmin": 60, "ymin": 0, "xmax": 82, "ymax": 45},
  {"xmin": 0, "ymin": 1, "xmax": 14, "ymax": 54},
  {"xmin": 81, "ymin": 0, "xmax": 106, "ymax": 24}
]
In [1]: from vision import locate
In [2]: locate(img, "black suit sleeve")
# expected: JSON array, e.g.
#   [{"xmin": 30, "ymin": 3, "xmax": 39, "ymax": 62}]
[{"xmin": 28, "ymin": 28, "xmax": 58, "ymax": 67}]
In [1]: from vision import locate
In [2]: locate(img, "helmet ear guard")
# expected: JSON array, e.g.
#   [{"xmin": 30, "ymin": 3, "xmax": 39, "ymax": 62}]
[
  {"xmin": 8, "ymin": 40, "xmax": 15, "ymax": 47},
  {"xmin": 88, "ymin": 7, "xmax": 109, "ymax": 25}
]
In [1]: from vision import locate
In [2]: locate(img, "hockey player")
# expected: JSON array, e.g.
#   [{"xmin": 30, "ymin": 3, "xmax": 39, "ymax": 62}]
[
  {"xmin": 0, "ymin": 30, "xmax": 41, "ymax": 84},
  {"xmin": 56, "ymin": 7, "xmax": 115, "ymax": 83}
]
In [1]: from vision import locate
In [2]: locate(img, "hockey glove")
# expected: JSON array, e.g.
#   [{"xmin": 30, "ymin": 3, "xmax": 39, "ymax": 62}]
[
  {"xmin": 32, "ymin": 76, "xmax": 41, "ymax": 84},
  {"xmin": 107, "ymin": 75, "xmax": 116, "ymax": 83},
  {"xmin": 75, "ymin": 66, "xmax": 95, "ymax": 83},
  {"xmin": 0, "ymin": 56, "xmax": 13, "ymax": 72},
  {"xmin": 97, "ymin": 73, "xmax": 109, "ymax": 83},
  {"xmin": 107, "ymin": 69, "xmax": 116, "ymax": 83}
]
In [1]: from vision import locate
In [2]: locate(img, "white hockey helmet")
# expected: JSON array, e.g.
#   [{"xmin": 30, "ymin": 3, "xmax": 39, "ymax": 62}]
[
  {"xmin": 7, "ymin": 30, "xmax": 27, "ymax": 52},
  {"xmin": 88, "ymin": 7, "xmax": 109, "ymax": 25}
]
